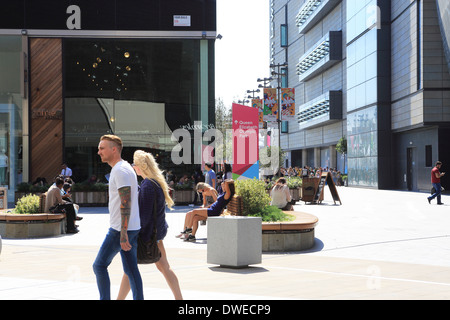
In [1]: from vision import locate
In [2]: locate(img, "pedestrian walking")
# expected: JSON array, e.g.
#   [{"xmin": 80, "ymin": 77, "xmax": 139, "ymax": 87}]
[
  {"xmin": 428, "ymin": 161, "xmax": 445, "ymax": 205},
  {"xmin": 117, "ymin": 150, "xmax": 183, "ymax": 300},
  {"xmin": 204, "ymin": 162, "xmax": 216, "ymax": 189},
  {"xmin": 93, "ymin": 135, "xmax": 143, "ymax": 300}
]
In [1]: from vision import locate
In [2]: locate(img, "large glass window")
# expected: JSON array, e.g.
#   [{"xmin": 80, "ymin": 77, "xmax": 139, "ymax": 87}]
[
  {"xmin": 280, "ymin": 24, "xmax": 288, "ymax": 47},
  {"xmin": 0, "ymin": 36, "xmax": 23, "ymax": 202},
  {"xmin": 64, "ymin": 39, "xmax": 213, "ymax": 182},
  {"xmin": 346, "ymin": 28, "xmax": 377, "ymax": 112},
  {"xmin": 347, "ymin": 106, "xmax": 378, "ymax": 187}
]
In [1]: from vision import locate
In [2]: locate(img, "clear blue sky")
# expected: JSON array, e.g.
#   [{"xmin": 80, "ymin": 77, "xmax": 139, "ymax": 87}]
[{"xmin": 215, "ymin": 0, "xmax": 270, "ymax": 108}]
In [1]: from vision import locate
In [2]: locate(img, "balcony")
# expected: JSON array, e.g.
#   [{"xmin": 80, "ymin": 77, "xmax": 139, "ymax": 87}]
[
  {"xmin": 297, "ymin": 90, "xmax": 342, "ymax": 129},
  {"xmin": 295, "ymin": 0, "xmax": 341, "ymax": 34},
  {"xmin": 296, "ymin": 30, "xmax": 342, "ymax": 82}
]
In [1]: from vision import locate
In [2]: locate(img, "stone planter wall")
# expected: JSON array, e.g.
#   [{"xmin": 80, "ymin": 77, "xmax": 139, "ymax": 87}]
[
  {"xmin": 0, "ymin": 213, "xmax": 66, "ymax": 239},
  {"xmin": 261, "ymin": 211, "xmax": 318, "ymax": 252}
]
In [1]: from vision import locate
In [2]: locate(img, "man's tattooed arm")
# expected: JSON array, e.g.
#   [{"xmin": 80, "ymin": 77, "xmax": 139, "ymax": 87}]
[{"xmin": 118, "ymin": 186, "xmax": 131, "ymax": 249}]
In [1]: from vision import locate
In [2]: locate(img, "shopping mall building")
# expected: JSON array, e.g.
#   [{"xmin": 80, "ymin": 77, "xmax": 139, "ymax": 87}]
[
  {"xmin": 271, "ymin": 0, "xmax": 450, "ymax": 191},
  {"xmin": 0, "ymin": 0, "xmax": 216, "ymax": 204}
]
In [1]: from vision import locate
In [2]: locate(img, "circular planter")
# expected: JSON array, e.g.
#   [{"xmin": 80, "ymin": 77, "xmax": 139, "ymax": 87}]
[
  {"xmin": 261, "ymin": 211, "xmax": 318, "ymax": 252},
  {"xmin": 0, "ymin": 213, "xmax": 66, "ymax": 239}
]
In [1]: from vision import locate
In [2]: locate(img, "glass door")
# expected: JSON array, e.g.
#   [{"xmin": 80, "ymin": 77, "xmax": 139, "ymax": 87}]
[{"xmin": 0, "ymin": 36, "xmax": 24, "ymax": 205}]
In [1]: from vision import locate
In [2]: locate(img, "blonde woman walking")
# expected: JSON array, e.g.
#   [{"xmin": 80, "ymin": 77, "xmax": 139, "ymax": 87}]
[{"xmin": 117, "ymin": 150, "xmax": 183, "ymax": 300}]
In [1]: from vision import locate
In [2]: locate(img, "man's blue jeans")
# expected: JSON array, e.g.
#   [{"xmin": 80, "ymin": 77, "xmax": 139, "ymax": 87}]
[
  {"xmin": 429, "ymin": 182, "xmax": 442, "ymax": 204},
  {"xmin": 93, "ymin": 228, "xmax": 144, "ymax": 300}
]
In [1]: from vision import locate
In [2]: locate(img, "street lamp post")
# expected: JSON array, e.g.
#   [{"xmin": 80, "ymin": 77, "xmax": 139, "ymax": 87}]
[
  {"xmin": 257, "ymin": 77, "xmax": 273, "ymax": 89},
  {"xmin": 247, "ymin": 89, "xmax": 260, "ymax": 100},
  {"xmin": 238, "ymin": 97, "xmax": 250, "ymax": 105},
  {"xmin": 269, "ymin": 62, "xmax": 288, "ymax": 157}
]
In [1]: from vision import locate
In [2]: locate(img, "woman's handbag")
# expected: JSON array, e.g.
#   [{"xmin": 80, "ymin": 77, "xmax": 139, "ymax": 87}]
[{"xmin": 137, "ymin": 187, "xmax": 161, "ymax": 264}]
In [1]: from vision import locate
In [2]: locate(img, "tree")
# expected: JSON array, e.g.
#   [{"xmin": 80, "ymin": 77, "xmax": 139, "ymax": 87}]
[
  {"xmin": 215, "ymin": 98, "xmax": 232, "ymax": 133},
  {"xmin": 336, "ymin": 136, "xmax": 347, "ymax": 155},
  {"xmin": 214, "ymin": 98, "xmax": 233, "ymax": 163}
]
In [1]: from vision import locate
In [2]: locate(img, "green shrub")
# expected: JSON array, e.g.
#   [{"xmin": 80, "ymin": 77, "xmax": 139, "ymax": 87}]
[
  {"xmin": 173, "ymin": 181, "xmax": 194, "ymax": 190},
  {"xmin": 30, "ymin": 184, "xmax": 50, "ymax": 193},
  {"xmin": 17, "ymin": 182, "xmax": 49, "ymax": 193},
  {"xmin": 17, "ymin": 182, "xmax": 32, "ymax": 192},
  {"xmin": 14, "ymin": 194, "xmax": 40, "ymax": 214},
  {"xmin": 286, "ymin": 176, "xmax": 302, "ymax": 189},
  {"xmin": 71, "ymin": 182, "xmax": 107, "ymax": 192},
  {"xmin": 249, "ymin": 205, "xmax": 295, "ymax": 222},
  {"xmin": 235, "ymin": 179, "xmax": 296, "ymax": 222},
  {"xmin": 235, "ymin": 179, "xmax": 271, "ymax": 216}
]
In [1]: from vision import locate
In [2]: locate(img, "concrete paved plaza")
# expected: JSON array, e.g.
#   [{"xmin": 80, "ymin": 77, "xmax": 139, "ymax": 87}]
[{"xmin": 1, "ymin": 187, "xmax": 450, "ymax": 300}]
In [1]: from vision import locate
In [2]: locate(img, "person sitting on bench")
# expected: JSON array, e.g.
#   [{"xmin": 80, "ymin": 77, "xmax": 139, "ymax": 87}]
[
  {"xmin": 270, "ymin": 177, "xmax": 294, "ymax": 211},
  {"xmin": 176, "ymin": 179, "xmax": 235, "ymax": 242},
  {"xmin": 45, "ymin": 176, "xmax": 78, "ymax": 233}
]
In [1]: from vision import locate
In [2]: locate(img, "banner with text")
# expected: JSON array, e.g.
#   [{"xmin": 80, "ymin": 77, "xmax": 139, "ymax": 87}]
[{"xmin": 232, "ymin": 103, "xmax": 259, "ymax": 180}]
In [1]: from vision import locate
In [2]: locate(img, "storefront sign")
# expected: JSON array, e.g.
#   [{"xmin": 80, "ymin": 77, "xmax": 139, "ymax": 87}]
[
  {"xmin": 66, "ymin": 5, "xmax": 81, "ymax": 30},
  {"xmin": 174, "ymin": 15, "xmax": 191, "ymax": 27},
  {"xmin": 31, "ymin": 109, "xmax": 63, "ymax": 120},
  {"xmin": 0, "ymin": 0, "xmax": 216, "ymax": 31}
]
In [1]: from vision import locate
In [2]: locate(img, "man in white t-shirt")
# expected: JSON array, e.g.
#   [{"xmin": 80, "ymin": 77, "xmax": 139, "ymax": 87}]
[{"xmin": 93, "ymin": 135, "xmax": 143, "ymax": 300}]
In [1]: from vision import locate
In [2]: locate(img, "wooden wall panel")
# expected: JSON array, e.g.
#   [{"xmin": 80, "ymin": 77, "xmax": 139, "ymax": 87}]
[{"xmin": 30, "ymin": 38, "xmax": 63, "ymax": 184}]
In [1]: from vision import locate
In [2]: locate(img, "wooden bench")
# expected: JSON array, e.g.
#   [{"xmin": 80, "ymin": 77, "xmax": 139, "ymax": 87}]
[
  {"xmin": 225, "ymin": 195, "xmax": 244, "ymax": 216},
  {"xmin": 200, "ymin": 195, "xmax": 243, "ymax": 225},
  {"xmin": 40, "ymin": 193, "xmax": 68, "ymax": 233}
]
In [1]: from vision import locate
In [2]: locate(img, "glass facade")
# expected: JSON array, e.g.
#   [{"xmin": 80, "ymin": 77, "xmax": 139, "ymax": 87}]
[
  {"xmin": 437, "ymin": 0, "xmax": 450, "ymax": 72},
  {"xmin": 347, "ymin": 0, "xmax": 379, "ymax": 43},
  {"xmin": 347, "ymin": 106, "xmax": 378, "ymax": 187},
  {"xmin": 64, "ymin": 38, "xmax": 214, "ymax": 182},
  {"xmin": 346, "ymin": 0, "xmax": 383, "ymax": 187},
  {"xmin": 0, "ymin": 36, "xmax": 24, "ymax": 202},
  {"xmin": 346, "ymin": 28, "xmax": 377, "ymax": 112}
]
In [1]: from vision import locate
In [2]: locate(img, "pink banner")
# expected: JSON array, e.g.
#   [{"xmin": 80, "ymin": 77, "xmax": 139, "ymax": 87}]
[{"xmin": 232, "ymin": 103, "xmax": 259, "ymax": 180}]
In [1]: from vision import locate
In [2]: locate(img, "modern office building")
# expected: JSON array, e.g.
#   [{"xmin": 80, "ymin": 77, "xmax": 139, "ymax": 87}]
[
  {"xmin": 271, "ymin": 0, "xmax": 450, "ymax": 191},
  {"xmin": 0, "ymin": 0, "xmax": 216, "ymax": 204}
]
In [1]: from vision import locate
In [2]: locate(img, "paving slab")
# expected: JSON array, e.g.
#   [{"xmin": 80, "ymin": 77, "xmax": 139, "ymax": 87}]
[{"xmin": 1, "ymin": 187, "xmax": 450, "ymax": 300}]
